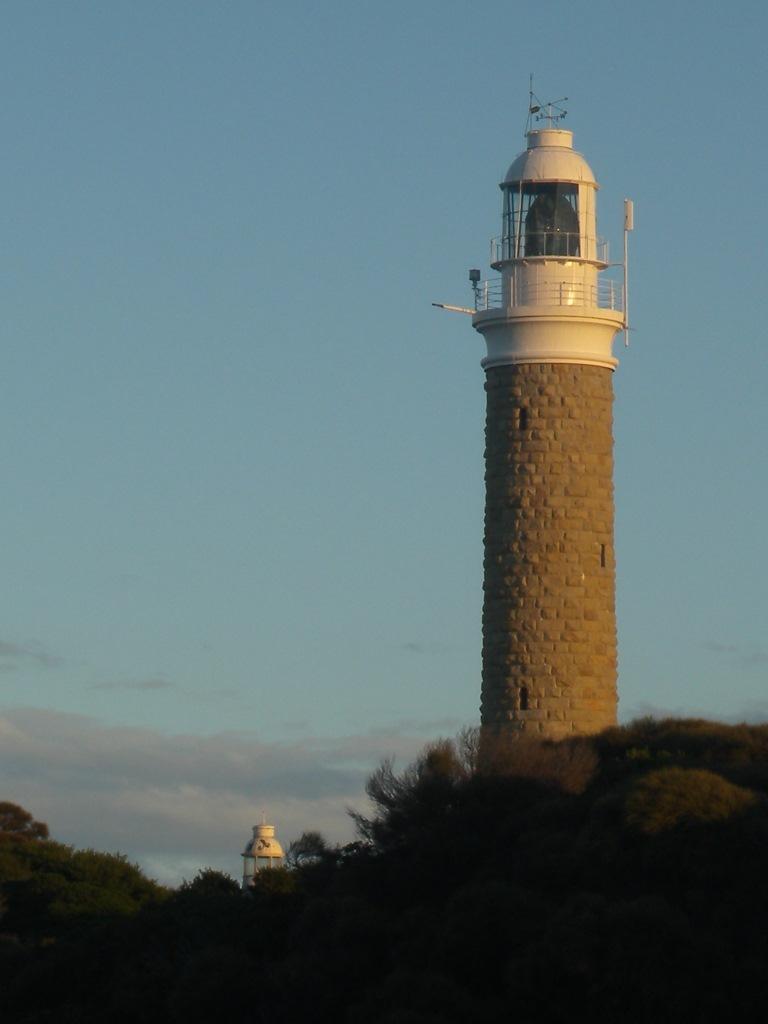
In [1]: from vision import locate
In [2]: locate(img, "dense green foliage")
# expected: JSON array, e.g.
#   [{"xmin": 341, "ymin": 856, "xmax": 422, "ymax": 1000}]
[
  {"xmin": 3, "ymin": 718, "xmax": 768, "ymax": 1022},
  {"xmin": 0, "ymin": 805, "xmax": 166, "ymax": 942}
]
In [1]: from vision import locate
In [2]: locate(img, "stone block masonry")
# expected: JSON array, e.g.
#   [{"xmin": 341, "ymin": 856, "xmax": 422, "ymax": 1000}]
[{"xmin": 481, "ymin": 362, "xmax": 617, "ymax": 736}]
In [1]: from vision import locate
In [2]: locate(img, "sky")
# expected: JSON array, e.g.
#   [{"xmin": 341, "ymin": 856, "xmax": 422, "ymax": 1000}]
[{"xmin": 0, "ymin": 0, "xmax": 767, "ymax": 883}]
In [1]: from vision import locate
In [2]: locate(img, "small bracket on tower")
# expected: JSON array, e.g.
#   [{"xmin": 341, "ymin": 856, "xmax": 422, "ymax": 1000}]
[{"xmin": 431, "ymin": 268, "xmax": 481, "ymax": 316}]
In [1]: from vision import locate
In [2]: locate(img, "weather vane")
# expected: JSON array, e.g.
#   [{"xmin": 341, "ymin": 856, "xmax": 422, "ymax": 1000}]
[{"xmin": 525, "ymin": 74, "xmax": 568, "ymax": 134}]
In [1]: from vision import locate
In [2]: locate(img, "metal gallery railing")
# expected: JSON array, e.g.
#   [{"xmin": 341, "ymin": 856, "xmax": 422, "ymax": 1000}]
[{"xmin": 473, "ymin": 277, "xmax": 624, "ymax": 313}]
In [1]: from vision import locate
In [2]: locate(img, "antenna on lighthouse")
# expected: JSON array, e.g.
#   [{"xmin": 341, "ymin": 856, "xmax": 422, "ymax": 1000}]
[{"xmin": 623, "ymin": 198, "xmax": 634, "ymax": 347}]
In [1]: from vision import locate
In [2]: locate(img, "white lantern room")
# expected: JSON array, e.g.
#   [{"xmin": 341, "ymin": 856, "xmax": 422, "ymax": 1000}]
[
  {"xmin": 241, "ymin": 818, "xmax": 285, "ymax": 889},
  {"xmin": 472, "ymin": 125, "xmax": 627, "ymax": 370}
]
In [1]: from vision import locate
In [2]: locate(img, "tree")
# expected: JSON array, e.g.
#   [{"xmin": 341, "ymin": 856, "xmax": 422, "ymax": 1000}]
[
  {"xmin": 286, "ymin": 830, "xmax": 329, "ymax": 868},
  {"xmin": 177, "ymin": 869, "xmax": 241, "ymax": 898},
  {"xmin": 0, "ymin": 802, "xmax": 49, "ymax": 840}
]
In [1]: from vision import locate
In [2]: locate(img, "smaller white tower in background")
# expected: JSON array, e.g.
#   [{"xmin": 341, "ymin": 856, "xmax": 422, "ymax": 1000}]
[{"xmin": 241, "ymin": 816, "xmax": 285, "ymax": 889}]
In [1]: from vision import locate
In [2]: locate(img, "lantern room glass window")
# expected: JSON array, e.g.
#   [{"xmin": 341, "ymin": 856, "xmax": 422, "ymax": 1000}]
[
  {"xmin": 242, "ymin": 853, "xmax": 256, "ymax": 888},
  {"xmin": 502, "ymin": 183, "xmax": 580, "ymax": 258}
]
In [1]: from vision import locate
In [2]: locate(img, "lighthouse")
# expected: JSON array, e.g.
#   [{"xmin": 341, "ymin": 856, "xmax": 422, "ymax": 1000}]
[
  {"xmin": 470, "ymin": 105, "xmax": 631, "ymax": 737},
  {"xmin": 241, "ymin": 817, "xmax": 285, "ymax": 888}
]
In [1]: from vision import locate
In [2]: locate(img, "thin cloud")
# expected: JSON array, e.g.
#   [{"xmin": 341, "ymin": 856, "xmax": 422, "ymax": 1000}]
[
  {"xmin": 702, "ymin": 640, "xmax": 768, "ymax": 671},
  {"xmin": 741, "ymin": 652, "xmax": 768, "ymax": 669},
  {"xmin": 187, "ymin": 687, "xmax": 242, "ymax": 702},
  {"xmin": 87, "ymin": 681, "xmax": 245, "ymax": 702},
  {"xmin": 280, "ymin": 719, "xmax": 311, "ymax": 733},
  {"xmin": 90, "ymin": 678, "xmax": 176, "ymax": 692},
  {"xmin": 702, "ymin": 641, "xmax": 738, "ymax": 655},
  {"xmin": 0, "ymin": 639, "xmax": 64, "ymax": 670},
  {"xmin": 0, "ymin": 708, "xmax": 450, "ymax": 885},
  {"xmin": 400, "ymin": 641, "xmax": 452, "ymax": 656},
  {"xmin": 369, "ymin": 715, "xmax": 465, "ymax": 736}
]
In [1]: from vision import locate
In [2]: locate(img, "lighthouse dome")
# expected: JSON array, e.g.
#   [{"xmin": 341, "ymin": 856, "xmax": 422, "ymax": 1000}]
[
  {"xmin": 503, "ymin": 129, "xmax": 597, "ymax": 186},
  {"xmin": 243, "ymin": 822, "xmax": 285, "ymax": 860}
]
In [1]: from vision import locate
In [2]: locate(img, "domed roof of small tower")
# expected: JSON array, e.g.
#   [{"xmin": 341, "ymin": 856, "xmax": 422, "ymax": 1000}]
[
  {"xmin": 502, "ymin": 129, "xmax": 597, "ymax": 186},
  {"xmin": 243, "ymin": 821, "xmax": 285, "ymax": 860}
]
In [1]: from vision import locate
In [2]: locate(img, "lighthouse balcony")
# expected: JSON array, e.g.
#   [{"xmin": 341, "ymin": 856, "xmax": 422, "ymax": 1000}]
[
  {"xmin": 473, "ymin": 276, "xmax": 623, "ymax": 313},
  {"xmin": 490, "ymin": 233, "xmax": 609, "ymax": 267}
]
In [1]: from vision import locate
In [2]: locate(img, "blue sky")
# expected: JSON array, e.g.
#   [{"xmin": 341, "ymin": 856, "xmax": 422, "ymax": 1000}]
[{"xmin": 1, "ymin": 0, "xmax": 767, "ymax": 881}]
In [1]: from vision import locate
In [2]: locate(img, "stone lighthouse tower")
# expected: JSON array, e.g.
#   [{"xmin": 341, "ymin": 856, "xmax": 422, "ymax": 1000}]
[{"xmin": 471, "ymin": 110, "xmax": 629, "ymax": 737}]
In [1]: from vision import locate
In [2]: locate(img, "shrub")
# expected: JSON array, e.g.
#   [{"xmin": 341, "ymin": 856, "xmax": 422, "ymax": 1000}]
[
  {"xmin": 598, "ymin": 718, "xmax": 768, "ymax": 769},
  {"xmin": 624, "ymin": 767, "xmax": 758, "ymax": 835}
]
